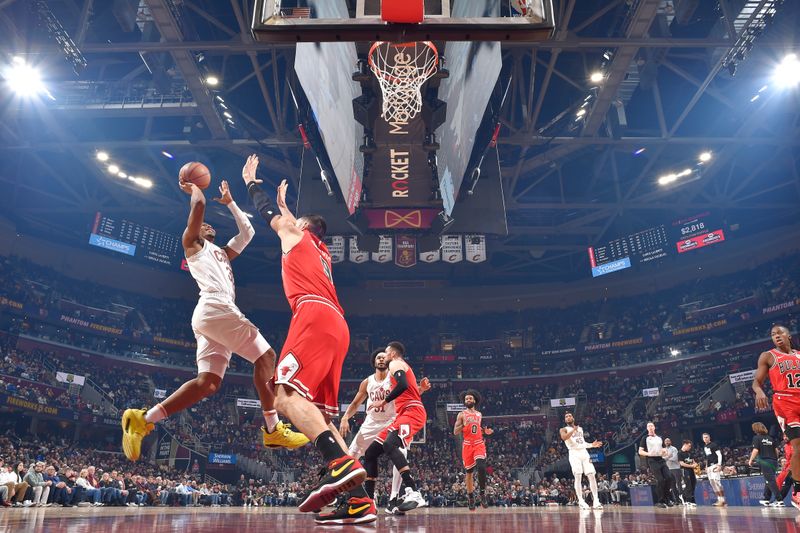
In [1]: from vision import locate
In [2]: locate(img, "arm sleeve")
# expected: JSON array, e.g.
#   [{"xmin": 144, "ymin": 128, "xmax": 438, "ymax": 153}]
[
  {"xmin": 384, "ymin": 370, "xmax": 409, "ymax": 403},
  {"xmin": 246, "ymin": 182, "xmax": 277, "ymax": 222},
  {"xmin": 715, "ymin": 449, "xmax": 723, "ymax": 465},
  {"xmin": 225, "ymin": 201, "xmax": 255, "ymax": 253}
]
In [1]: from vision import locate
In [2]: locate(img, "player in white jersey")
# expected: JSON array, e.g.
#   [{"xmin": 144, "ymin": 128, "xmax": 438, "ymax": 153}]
[
  {"xmin": 339, "ymin": 349, "xmax": 430, "ymax": 514},
  {"xmin": 560, "ymin": 412, "xmax": 603, "ymax": 510},
  {"xmin": 121, "ymin": 174, "xmax": 307, "ymax": 461}
]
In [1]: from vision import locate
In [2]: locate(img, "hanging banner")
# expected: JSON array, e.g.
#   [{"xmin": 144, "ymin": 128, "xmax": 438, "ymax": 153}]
[
  {"xmin": 642, "ymin": 387, "xmax": 660, "ymax": 397},
  {"xmin": 349, "ymin": 237, "xmax": 369, "ymax": 264},
  {"xmin": 394, "ymin": 235, "xmax": 417, "ymax": 268},
  {"xmin": 442, "ymin": 235, "xmax": 463, "ymax": 263},
  {"xmin": 446, "ymin": 403, "xmax": 465, "ymax": 412},
  {"xmin": 729, "ymin": 370, "xmax": 756, "ymax": 384},
  {"xmin": 465, "ymin": 235, "xmax": 487, "ymax": 263},
  {"xmin": 549, "ymin": 397, "xmax": 576, "ymax": 408},
  {"xmin": 420, "ymin": 248, "xmax": 441, "ymax": 263},
  {"xmin": 154, "ymin": 389, "xmax": 167, "ymax": 399},
  {"xmin": 236, "ymin": 398, "xmax": 261, "ymax": 409},
  {"xmin": 328, "ymin": 236, "xmax": 345, "ymax": 263},
  {"xmin": 371, "ymin": 236, "xmax": 393, "ymax": 263},
  {"xmin": 55, "ymin": 372, "xmax": 85, "ymax": 386}
]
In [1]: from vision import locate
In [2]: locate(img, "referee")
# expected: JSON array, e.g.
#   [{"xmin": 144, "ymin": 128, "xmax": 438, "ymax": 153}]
[
  {"xmin": 749, "ymin": 422, "xmax": 781, "ymax": 506},
  {"xmin": 638, "ymin": 422, "xmax": 673, "ymax": 508}
]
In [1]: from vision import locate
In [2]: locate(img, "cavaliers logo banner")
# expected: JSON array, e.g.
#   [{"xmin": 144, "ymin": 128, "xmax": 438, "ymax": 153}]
[
  {"xmin": 420, "ymin": 248, "xmax": 441, "ymax": 263},
  {"xmin": 349, "ymin": 237, "xmax": 369, "ymax": 264},
  {"xmin": 328, "ymin": 236, "xmax": 345, "ymax": 264},
  {"xmin": 394, "ymin": 235, "xmax": 417, "ymax": 268},
  {"xmin": 465, "ymin": 234, "xmax": 487, "ymax": 263},
  {"xmin": 371, "ymin": 235, "xmax": 393, "ymax": 263},
  {"xmin": 442, "ymin": 235, "xmax": 463, "ymax": 263}
]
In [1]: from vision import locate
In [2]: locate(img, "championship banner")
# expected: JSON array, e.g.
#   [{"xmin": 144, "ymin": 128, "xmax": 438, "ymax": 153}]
[
  {"xmin": 550, "ymin": 397, "xmax": 576, "ymax": 408},
  {"xmin": 446, "ymin": 403, "xmax": 465, "ymax": 412},
  {"xmin": 420, "ymin": 248, "xmax": 441, "ymax": 263},
  {"xmin": 348, "ymin": 237, "xmax": 369, "ymax": 264},
  {"xmin": 465, "ymin": 235, "xmax": 487, "ymax": 263},
  {"xmin": 371, "ymin": 236, "xmax": 393, "ymax": 263},
  {"xmin": 236, "ymin": 398, "xmax": 261, "ymax": 409},
  {"xmin": 729, "ymin": 370, "xmax": 756, "ymax": 384},
  {"xmin": 328, "ymin": 236, "xmax": 345, "ymax": 263},
  {"xmin": 55, "ymin": 372, "xmax": 85, "ymax": 386},
  {"xmin": 442, "ymin": 235, "xmax": 464, "ymax": 263},
  {"xmin": 642, "ymin": 387, "xmax": 660, "ymax": 397},
  {"xmin": 154, "ymin": 389, "xmax": 167, "ymax": 399},
  {"xmin": 394, "ymin": 235, "xmax": 417, "ymax": 268}
]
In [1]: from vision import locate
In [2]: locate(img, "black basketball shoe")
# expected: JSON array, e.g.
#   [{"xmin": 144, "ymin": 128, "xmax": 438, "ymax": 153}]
[
  {"xmin": 298, "ymin": 456, "xmax": 367, "ymax": 513},
  {"xmin": 314, "ymin": 496, "xmax": 377, "ymax": 525}
]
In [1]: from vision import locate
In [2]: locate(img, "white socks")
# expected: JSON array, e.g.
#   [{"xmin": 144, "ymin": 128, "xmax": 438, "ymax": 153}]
[
  {"xmin": 144, "ymin": 404, "xmax": 167, "ymax": 424},
  {"xmin": 263, "ymin": 410, "xmax": 279, "ymax": 432}
]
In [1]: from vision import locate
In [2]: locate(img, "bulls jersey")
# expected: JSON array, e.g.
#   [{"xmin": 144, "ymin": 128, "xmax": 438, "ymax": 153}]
[
  {"xmin": 563, "ymin": 425, "xmax": 590, "ymax": 458},
  {"xmin": 391, "ymin": 365, "xmax": 424, "ymax": 414},
  {"xmin": 282, "ymin": 231, "xmax": 343, "ymax": 315},
  {"xmin": 186, "ymin": 239, "xmax": 236, "ymax": 300},
  {"xmin": 461, "ymin": 409, "xmax": 484, "ymax": 446},
  {"xmin": 769, "ymin": 348, "xmax": 800, "ymax": 394},
  {"xmin": 365, "ymin": 373, "xmax": 394, "ymax": 423}
]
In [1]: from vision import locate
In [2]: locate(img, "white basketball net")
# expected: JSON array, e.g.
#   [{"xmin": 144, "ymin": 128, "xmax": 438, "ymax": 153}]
[{"xmin": 368, "ymin": 41, "xmax": 438, "ymax": 123}]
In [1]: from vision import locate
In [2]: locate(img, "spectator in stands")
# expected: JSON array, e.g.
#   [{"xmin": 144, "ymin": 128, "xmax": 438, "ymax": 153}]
[
  {"xmin": 76, "ymin": 469, "xmax": 102, "ymax": 506},
  {"xmin": 23, "ymin": 462, "xmax": 51, "ymax": 506}
]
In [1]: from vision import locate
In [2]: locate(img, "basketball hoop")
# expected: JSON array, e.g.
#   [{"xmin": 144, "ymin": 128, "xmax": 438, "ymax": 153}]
[{"xmin": 368, "ymin": 41, "xmax": 438, "ymax": 123}]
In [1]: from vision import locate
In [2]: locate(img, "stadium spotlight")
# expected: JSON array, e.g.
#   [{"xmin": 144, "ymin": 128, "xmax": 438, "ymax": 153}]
[
  {"xmin": 118, "ymin": 171, "xmax": 128, "ymax": 178},
  {"xmin": 205, "ymin": 75, "xmax": 219, "ymax": 86},
  {"xmin": 4, "ymin": 58, "xmax": 52, "ymax": 99},
  {"xmin": 107, "ymin": 164, "xmax": 120, "ymax": 174},
  {"xmin": 96, "ymin": 151, "xmax": 110, "ymax": 162},
  {"xmin": 223, "ymin": 111, "xmax": 233, "ymax": 119},
  {"xmin": 657, "ymin": 173, "xmax": 677, "ymax": 186},
  {"xmin": 774, "ymin": 53, "xmax": 800, "ymax": 88},
  {"xmin": 698, "ymin": 151, "xmax": 712, "ymax": 163},
  {"xmin": 161, "ymin": 151, "xmax": 174, "ymax": 159},
  {"xmin": 589, "ymin": 71, "xmax": 604, "ymax": 83},
  {"xmin": 670, "ymin": 348, "xmax": 681, "ymax": 357},
  {"xmin": 575, "ymin": 108, "xmax": 587, "ymax": 118}
]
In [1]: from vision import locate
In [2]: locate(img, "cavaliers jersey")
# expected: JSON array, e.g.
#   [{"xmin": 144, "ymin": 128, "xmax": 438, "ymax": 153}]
[
  {"xmin": 365, "ymin": 373, "xmax": 394, "ymax": 424},
  {"xmin": 390, "ymin": 365, "xmax": 424, "ymax": 414},
  {"xmin": 186, "ymin": 239, "xmax": 236, "ymax": 300},
  {"xmin": 281, "ymin": 231, "xmax": 343, "ymax": 315},
  {"xmin": 461, "ymin": 409, "xmax": 484, "ymax": 446},
  {"xmin": 768, "ymin": 348, "xmax": 800, "ymax": 395},
  {"xmin": 562, "ymin": 425, "xmax": 590, "ymax": 459}
]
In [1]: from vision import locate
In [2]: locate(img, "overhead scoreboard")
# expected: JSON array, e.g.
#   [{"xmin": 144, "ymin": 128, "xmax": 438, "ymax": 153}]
[
  {"xmin": 588, "ymin": 213, "xmax": 726, "ymax": 277},
  {"xmin": 88, "ymin": 212, "xmax": 185, "ymax": 270}
]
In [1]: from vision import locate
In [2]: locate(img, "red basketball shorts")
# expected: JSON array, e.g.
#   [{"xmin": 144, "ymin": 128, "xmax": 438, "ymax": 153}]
[
  {"xmin": 774, "ymin": 393, "xmax": 800, "ymax": 437},
  {"xmin": 273, "ymin": 301, "xmax": 350, "ymax": 418},
  {"xmin": 462, "ymin": 441, "xmax": 487, "ymax": 470},
  {"xmin": 377, "ymin": 406, "xmax": 427, "ymax": 448}
]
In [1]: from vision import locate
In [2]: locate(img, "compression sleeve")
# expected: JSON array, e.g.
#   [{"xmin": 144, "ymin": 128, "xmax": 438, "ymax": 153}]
[
  {"xmin": 384, "ymin": 370, "xmax": 409, "ymax": 403},
  {"xmin": 246, "ymin": 182, "xmax": 277, "ymax": 222},
  {"xmin": 225, "ymin": 201, "xmax": 255, "ymax": 253}
]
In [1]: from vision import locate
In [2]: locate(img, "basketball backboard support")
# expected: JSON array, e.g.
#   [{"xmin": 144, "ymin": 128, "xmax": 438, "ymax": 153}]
[{"xmin": 252, "ymin": 0, "xmax": 555, "ymax": 43}]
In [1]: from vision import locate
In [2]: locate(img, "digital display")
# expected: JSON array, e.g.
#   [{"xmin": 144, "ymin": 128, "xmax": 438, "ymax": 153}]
[
  {"xmin": 89, "ymin": 212, "xmax": 184, "ymax": 269},
  {"xmin": 588, "ymin": 212, "xmax": 726, "ymax": 277}
]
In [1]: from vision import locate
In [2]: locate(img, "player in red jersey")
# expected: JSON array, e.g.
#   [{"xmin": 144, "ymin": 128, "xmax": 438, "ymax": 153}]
[
  {"xmin": 753, "ymin": 324, "xmax": 800, "ymax": 509},
  {"xmin": 242, "ymin": 155, "xmax": 374, "ymax": 525},
  {"xmin": 366, "ymin": 341, "xmax": 428, "ymax": 513},
  {"xmin": 453, "ymin": 389, "xmax": 493, "ymax": 510}
]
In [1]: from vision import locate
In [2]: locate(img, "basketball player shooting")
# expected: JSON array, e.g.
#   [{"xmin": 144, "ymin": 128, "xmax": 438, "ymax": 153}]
[
  {"xmin": 560, "ymin": 412, "xmax": 603, "ymax": 510},
  {"xmin": 339, "ymin": 349, "xmax": 431, "ymax": 515},
  {"xmin": 753, "ymin": 324, "xmax": 800, "ymax": 509},
  {"xmin": 453, "ymin": 389, "xmax": 493, "ymax": 511},
  {"xmin": 242, "ymin": 155, "xmax": 375, "ymax": 525},
  {"xmin": 120, "ymin": 176, "xmax": 308, "ymax": 462}
]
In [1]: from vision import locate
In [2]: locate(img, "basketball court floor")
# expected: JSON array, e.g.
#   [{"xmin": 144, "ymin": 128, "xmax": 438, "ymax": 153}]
[{"xmin": 2, "ymin": 506, "xmax": 798, "ymax": 532}]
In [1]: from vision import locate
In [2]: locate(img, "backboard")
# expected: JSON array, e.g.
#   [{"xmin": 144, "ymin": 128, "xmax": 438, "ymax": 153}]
[{"xmin": 252, "ymin": 0, "xmax": 555, "ymax": 43}]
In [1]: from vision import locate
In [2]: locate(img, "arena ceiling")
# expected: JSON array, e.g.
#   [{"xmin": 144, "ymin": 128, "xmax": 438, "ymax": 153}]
[{"xmin": 0, "ymin": 0, "xmax": 798, "ymax": 286}]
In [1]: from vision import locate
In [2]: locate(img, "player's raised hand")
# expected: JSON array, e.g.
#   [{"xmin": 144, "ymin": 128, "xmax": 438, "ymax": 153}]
[
  {"xmin": 484, "ymin": 428, "xmax": 494, "ymax": 436},
  {"xmin": 419, "ymin": 376, "xmax": 431, "ymax": 392},
  {"xmin": 179, "ymin": 178, "xmax": 199, "ymax": 195},
  {"xmin": 339, "ymin": 417, "xmax": 350, "ymax": 439},
  {"xmin": 213, "ymin": 180, "xmax": 233, "ymax": 205},
  {"xmin": 277, "ymin": 179, "xmax": 289, "ymax": 210},
  {"xmin": 242, "ymin": 154, "xmax": 262, "ymax": 185},
  {"xmin": 591, "ymin": 440, "xmax": 603, "ymax": 448}
]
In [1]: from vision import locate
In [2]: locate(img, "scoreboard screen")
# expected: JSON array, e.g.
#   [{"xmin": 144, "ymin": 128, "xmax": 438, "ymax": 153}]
[
  {"xmin": 588, "ymin": 213, "xmax": 725, "ymax": 277},
  {"xmin": 89, "ymin": 212, "xmax": 184, "ymax": 270}
]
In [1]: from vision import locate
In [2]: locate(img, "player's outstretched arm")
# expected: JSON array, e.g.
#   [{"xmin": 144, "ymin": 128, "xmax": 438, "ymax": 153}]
[
  {"xmin": 213, "ymin": 180, "xmax": 254, "ymax": 261},
  {"xmin": 752, "ymin": 350, "xmax": 774, "ymax": 411},
  {"xmin": 180, "ymin": 180, "xmax": 205, "ymax": 255},
  {"xmin": 339, "ymin": 378, "xmax": 369, "ymax": 438}
]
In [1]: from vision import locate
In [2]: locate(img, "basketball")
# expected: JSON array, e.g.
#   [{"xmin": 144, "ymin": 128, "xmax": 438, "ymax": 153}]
[{"xmin": 179, "ymin": 162, "xmax": 211, "ymax": 190}]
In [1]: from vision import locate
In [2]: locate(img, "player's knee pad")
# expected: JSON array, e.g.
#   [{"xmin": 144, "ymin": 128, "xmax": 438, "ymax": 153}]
[
  {"xmin": 476, "ymin": 459, "xmax": 487, "ymax": 486},
  {"xmin": 383, "ymin": 432, "xmax": 409, "ymax": 470}
]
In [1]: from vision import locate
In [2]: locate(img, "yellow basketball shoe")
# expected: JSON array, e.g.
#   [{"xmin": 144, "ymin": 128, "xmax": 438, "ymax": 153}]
[
  {"xmin": 262, "ymin": 422, "xmax": 310, "ymax": 449},
  {"xmin": 121, "ymin": 408, "xmax": 155, "ymax": 461}
]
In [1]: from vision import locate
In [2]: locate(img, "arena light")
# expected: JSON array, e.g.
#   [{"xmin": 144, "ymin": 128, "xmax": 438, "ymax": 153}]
[
  {"xmin": 244, "ymin": 212, "xmax": 254, "ymax": 219},
  {"xmin": 658, "ymin": 173, "xmax": 677, "ymax": 186},
  {"xmin": 774, "ymin": 53, "xmax": 800, "ymax": 88},
  {"xmin": 161, "ymin": 151, "xmax": 174, "ymax": 159},
  {"xmin": 698, "ymin": 151, "xmax": 712, "ymax": 163},
  {"xmin": 223, "ymin": 111, "xmax": 233, "ymax": 119},
  {"xmin": 575, "ymin": 108, "xmax": 587, "ymax": 118},
  {"xmin": 589, "ymin": 71, "xmax": 604, "ymax": 83},
  {"xmin": 96, "ymin": 151, "xmax": 109, "ymax": 162},
  {"xmin": 130, "ymin": 176, "xmax": 153, "ymax": 189},
  {"xmin": 633, "ymin": 147, "xmax": 646, "ymax": 156},
  {"xmin": 118, "ymin": 171, "xmax": 128, "ymax": 178},
  {"xmin": 670, "ymin": 348, "xmax": 681, "ymax": 357},
  {"xmin": 4, "ymin": 58, "xmax": 53, "ymax": 99},
  {"xmin": 107, "ymin": 164, "xmax": 120, "ymax": 174},
  {"xmin": 205, "ymin": 75, "xmax": 219, "ymax": 86}
]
